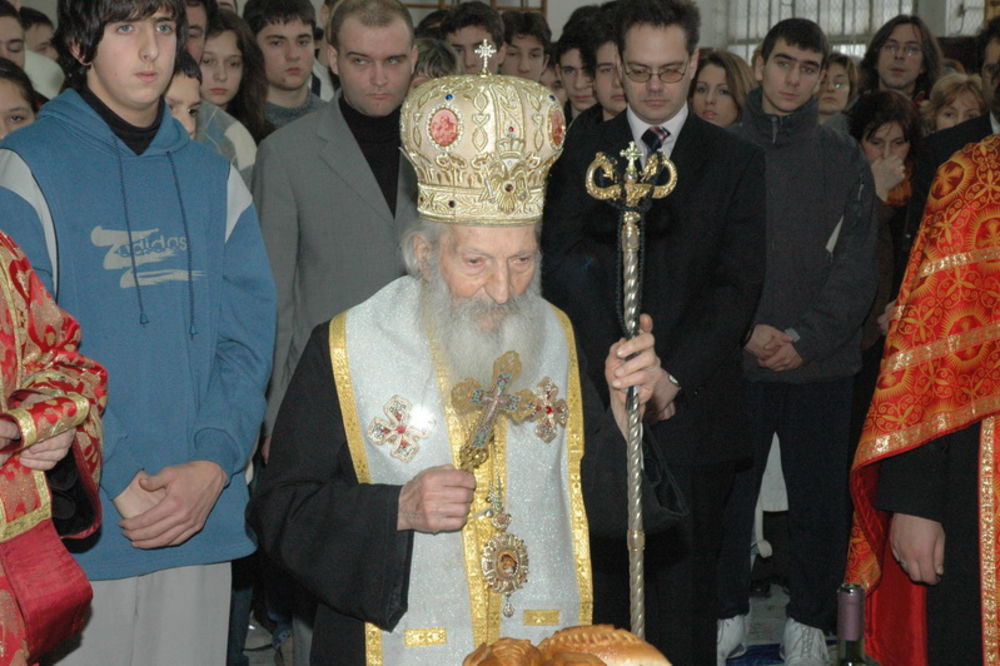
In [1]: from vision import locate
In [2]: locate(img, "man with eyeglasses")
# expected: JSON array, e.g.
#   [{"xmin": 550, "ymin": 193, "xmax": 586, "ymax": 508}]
[
  {"xmin": 541, "ymin": 1, "xmax": 765, "ymax": 663},
  {"xmin": 718, "ymin": 18, "xmax": 877, "ymax": 666},
  {"xmin": 826, "ymin": 15, "xmax": 941, "ymax": 134}
]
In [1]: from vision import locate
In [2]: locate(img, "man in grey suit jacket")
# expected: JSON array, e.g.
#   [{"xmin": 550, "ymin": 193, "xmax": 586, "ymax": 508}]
[
  {"xmin": 253, "ymin": 0, "xmax": 418, "ymax": 434},
  {"xmin": 251, "ymin": 1, "xmax": 417, "ymax": 663}
]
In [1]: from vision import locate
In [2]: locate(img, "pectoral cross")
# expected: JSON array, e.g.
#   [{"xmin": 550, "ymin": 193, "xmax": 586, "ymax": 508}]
[{"xmin": 452, "ymin": 351, "xmax": 534, "ymax": 471}]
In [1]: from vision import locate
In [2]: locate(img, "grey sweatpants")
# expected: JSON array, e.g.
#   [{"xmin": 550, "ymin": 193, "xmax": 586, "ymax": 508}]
[{"xmin": 45, "ymin": 562, "xmax": 231, "ymax": 666}]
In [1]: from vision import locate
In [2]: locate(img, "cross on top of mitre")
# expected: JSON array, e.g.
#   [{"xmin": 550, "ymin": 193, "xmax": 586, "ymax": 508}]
[{"xmin": 475, "ymin": 39, "xmax": 497, "ymax": 75}]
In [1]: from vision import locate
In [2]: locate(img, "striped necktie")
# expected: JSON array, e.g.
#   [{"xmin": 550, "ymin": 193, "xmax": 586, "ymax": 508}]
[{"xmin": 641, "ymin": 125, "xmax": 669, "ymax": 153}]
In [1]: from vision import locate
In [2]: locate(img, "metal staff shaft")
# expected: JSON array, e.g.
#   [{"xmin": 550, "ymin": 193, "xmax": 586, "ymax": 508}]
[
  {"xmin": 621, "ymin": 209, "xmax": 646, "ymax": 637},
  {"xmin": 585, "ymin": 143, "xmax": 677, "ymax": 639}
]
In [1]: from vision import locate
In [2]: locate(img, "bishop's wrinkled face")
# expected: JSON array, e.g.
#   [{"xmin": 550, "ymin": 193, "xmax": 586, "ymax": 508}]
[
  {"xmin": 416, "ymin": 224, "xmax": 538, "ymax": 326},
  {"xmin": 437, "ymin": 225, "xmax": 537, "ymax": 300}
]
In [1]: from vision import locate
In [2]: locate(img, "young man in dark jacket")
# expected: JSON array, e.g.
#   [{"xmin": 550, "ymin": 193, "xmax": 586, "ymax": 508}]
[{"xmin": 717, "ymin": 18, "xmax": 877, "ymax": 666}]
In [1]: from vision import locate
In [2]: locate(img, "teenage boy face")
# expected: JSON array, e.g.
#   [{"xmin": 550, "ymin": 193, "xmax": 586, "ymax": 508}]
[
  {"xmin": 592, "ymin": 41, "xmax": 625, "ymax": 120},
  {"xmin": 755, "ymin": 38, "xmax": 823, "ymax": 116},
  {"xmin": 166, "ymin": 72, "xmax": 201, "ymax": 138},
  {"xmin": 80, "ymin": 9, "xmax": 178, "ymax": 127},
  {"xmin": 330, "ymin": 15, "xmax": 415, "ymax": 118},
  {"xmin": 499, "ymin": 33, "xmax": 546, "ymax": 81},
  {"xmin": 0, "ymin": 15, "xmax": 25, "ymax": 68},
  {"xmin": 25, "ymin": 22, "xmax": 57, "ymax": 60},
  {"xmin": 447, "ymin": 25, "xmax": 503, "ymax": 74},
  {"xmin": 185, "ymin": 2, "xmax": 208, "ymax": 60},
  {"xmin": 558, "ymin": 48, "xmax": 594, "ymax": 116},
  {"xmin": 875, "ymin": 23, "xmax": 925, "ymax": 95},
  {"xmin": 620, "ymin": 23, "xmax": 696, "ymax": 126},
  {"xmin": 258, "ymin": 18, "xmax": 314, "ymax": 94}
]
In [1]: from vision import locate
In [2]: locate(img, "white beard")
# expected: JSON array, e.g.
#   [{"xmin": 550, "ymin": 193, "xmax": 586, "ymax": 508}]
[{"xmin": 420, "ymin": 263, "xmax": 546, "ymax": 392}]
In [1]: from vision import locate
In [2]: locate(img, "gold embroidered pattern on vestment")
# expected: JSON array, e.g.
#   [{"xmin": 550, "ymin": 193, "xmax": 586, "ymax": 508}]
[
  {"xmin": 403, "ymin": 627, "xmax": 448, "ymax": 646},
  {"xmin": 328, "ymin": 315, "xmax": 383, "ymax": 666},
  {"xmin": 522, "ymin": 610, "xmax": 561, "ymax": 626},
  {"xmin": 918, "ymin": 247, "xmax": 1000, "ymax": 277},
  {"xmin": 980, "ymin": 418, "xmax": 998, "ymax": 664},
  {"xmin": 884, "ymin": 321, "xmax": 1000, "ymax": 372},
  {"xmin": 432, "ymin": 342, "xmax": 503, "ymax": 646},
  {"xmin": 554, "ymin": 307, "xmax": 593, "ymax": 625}
]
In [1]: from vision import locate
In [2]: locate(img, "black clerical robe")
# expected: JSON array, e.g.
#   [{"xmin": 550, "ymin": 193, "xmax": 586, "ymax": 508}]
[{"xmin": 249, "ymin": 322, "xmax": 682, "ymax": 665}]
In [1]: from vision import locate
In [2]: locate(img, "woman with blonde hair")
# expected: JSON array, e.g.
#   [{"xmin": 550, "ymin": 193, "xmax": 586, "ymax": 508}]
[
  {"xmin": 922, "ymin": 72, "xmax": 986, "ymax": 132},
  {"xmin": 689, "ymin": 48, "xmax": 755, "ymax": 127}
]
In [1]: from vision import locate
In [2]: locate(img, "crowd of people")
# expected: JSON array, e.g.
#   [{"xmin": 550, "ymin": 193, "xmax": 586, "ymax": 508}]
[{"xmin": 0, "ymin": 0, "xmax": 998, "ymax": 665}]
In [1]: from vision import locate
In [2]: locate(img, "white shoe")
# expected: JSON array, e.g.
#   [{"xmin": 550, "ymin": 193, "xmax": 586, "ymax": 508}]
[
  {"xmin": 716, "ymin": 614, "xmax": 748, "ymax": 665},
  {"xmin": 779, "ymin": 618, "xmax": 830, "ymax": 665}
]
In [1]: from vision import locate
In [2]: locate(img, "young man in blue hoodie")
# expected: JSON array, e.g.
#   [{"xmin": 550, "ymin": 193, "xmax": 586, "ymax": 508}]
[{"xmin": 0, "ymin": 0, "xmax": 276, "ymax": 663}]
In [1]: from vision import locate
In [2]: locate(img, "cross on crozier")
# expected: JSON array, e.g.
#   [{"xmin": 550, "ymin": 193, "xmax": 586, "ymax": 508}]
[{"xmin": 620, "ymin": 142, "xmax": 643, "ymax": 180}]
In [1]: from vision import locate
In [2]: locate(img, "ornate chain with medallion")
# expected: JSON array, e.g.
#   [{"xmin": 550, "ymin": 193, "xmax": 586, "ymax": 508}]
[{"xmin": 451, "ymin": 350, "xmax": 568, "ymax": 618}]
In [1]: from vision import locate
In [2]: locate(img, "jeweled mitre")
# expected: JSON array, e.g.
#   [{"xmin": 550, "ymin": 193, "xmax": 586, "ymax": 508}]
[{"xmin": 400, "ymin": 72, "xmax": 566, "ymax": 226}]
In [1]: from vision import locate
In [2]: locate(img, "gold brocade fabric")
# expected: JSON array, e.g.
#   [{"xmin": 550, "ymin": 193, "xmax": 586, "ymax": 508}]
[
  {"xmin": 846, "ymin": 135, "xmax": 1000, "ymax": 666},
  {"xmin": 0, "ymin": 230, "xmax": 106, "ymax": 666}
]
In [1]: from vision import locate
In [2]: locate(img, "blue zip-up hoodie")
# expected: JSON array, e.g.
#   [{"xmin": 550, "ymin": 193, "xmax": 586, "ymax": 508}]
[{"xmin": 0, "ymin": 90, "xmax": 276, "ymax": 579}]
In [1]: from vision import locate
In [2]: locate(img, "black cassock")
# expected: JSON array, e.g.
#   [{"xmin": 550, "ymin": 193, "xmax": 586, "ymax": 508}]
[{"xmin": 249, "ymin": 323, "xmax": 684, "ymax": 665}]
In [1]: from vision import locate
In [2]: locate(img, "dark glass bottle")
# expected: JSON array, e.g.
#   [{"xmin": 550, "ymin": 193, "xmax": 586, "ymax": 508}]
[{"xmin": 837, "ymin": 583, "xmax": 866, "ymax": 665}]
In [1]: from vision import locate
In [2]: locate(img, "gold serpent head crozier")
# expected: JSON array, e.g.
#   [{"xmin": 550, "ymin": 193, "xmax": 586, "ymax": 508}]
[{"xmin": 584, "ymin": 141, "xmax": 678, "ymax": 209}]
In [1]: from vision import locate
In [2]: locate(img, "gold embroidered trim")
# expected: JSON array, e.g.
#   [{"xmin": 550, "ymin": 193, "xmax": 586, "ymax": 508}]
[
  {"xmin": 522, "ymin": 610, "xmax": 561, "ymax": 626},
  {"xmin": 364, "ymin": 624, "xmax": 383, "ymax": 666},
  {"xmin": 0, "ymin": 261, "xmax": 17, "ymax": 413},
  {"xmin": 403, "ymin": 627, "xmax": 448, "ymax": 646},
  {"xmin": 0, "ymin": 470, "xmax": 51, "ymax": 541},
  {"xmin": 553, "ymin": 306, "xmax": 593, "ymax": 625},
  {"xmin": 919, "ymin": 247, "xmax": 1000, "ymax": 278},
  {"xmin": 327, "ymin": 315, "xmax": 383, "ymax": 666},
  {"xmin": 330, "ymin": 314, "xmax": 370, "ymax": 484},
  {"xmin": 5, "ymin": 391, "xmax": 89, "ymax": 451},
  {"xmin": 884, "ymin": 321, "xmax": 1000, "ymax": 372},
  {"xmin": 867, "ymin": 394, "xmax": 1000, "ymax": 458},
  {"xmin": 5, "ymin": 408, "xmax": 36, "ymax": 450},
  {"xmin": 432, "ymin": 340, "xmax": 495, "ymax": 648},
  {"xmin": 980, "ymin": 417, "xmax": 998, "ymax": 664}
]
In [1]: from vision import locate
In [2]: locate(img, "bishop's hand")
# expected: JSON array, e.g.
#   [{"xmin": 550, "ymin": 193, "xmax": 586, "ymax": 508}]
[
  {"xmin": 397, "ymin": 464, "xmax": 476, "ymax": 534},
  {"xmin": 605, "ymin": 314, "xmax": 669, "ymax": 432}
]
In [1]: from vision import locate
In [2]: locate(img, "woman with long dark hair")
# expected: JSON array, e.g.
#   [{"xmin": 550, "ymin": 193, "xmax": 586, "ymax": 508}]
[{"xmin": 200, "ymin": 9, "xmax": 274, "ymax": 143}]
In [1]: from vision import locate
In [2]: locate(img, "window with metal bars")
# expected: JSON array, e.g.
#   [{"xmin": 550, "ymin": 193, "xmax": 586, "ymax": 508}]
[{"xmin": 726, "ymin": 0, "xmax": 916, "ymax": 62}]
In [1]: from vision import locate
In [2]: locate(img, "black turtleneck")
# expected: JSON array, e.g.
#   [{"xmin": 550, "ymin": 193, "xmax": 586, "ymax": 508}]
[
  {"xmin": 79, "ymin": 85, "xmax": 164, "ymax": 155},
  {"xmin": 339, "ymin": 96, "xmax": 401, "ymax": 216}
]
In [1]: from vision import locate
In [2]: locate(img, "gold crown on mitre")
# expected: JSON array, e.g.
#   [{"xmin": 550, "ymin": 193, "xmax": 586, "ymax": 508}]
[{"xmin": 400, "ymin": 40, "xmax": 566, "ymax": 226}]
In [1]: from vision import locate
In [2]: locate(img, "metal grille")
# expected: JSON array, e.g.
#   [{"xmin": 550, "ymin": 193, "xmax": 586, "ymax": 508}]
[
  {"xmin": 726, "ymin": 0, "xmax": 915, "ymax": 62},
  {"xmin": 946, "ymin": 0, "xmax": 987, "ymax": 35}
]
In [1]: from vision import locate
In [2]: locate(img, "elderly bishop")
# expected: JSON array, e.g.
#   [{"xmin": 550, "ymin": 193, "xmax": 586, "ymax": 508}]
[{"xmin": 250, "ymin": 63, "xmax": 681, "ymax": 666}]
